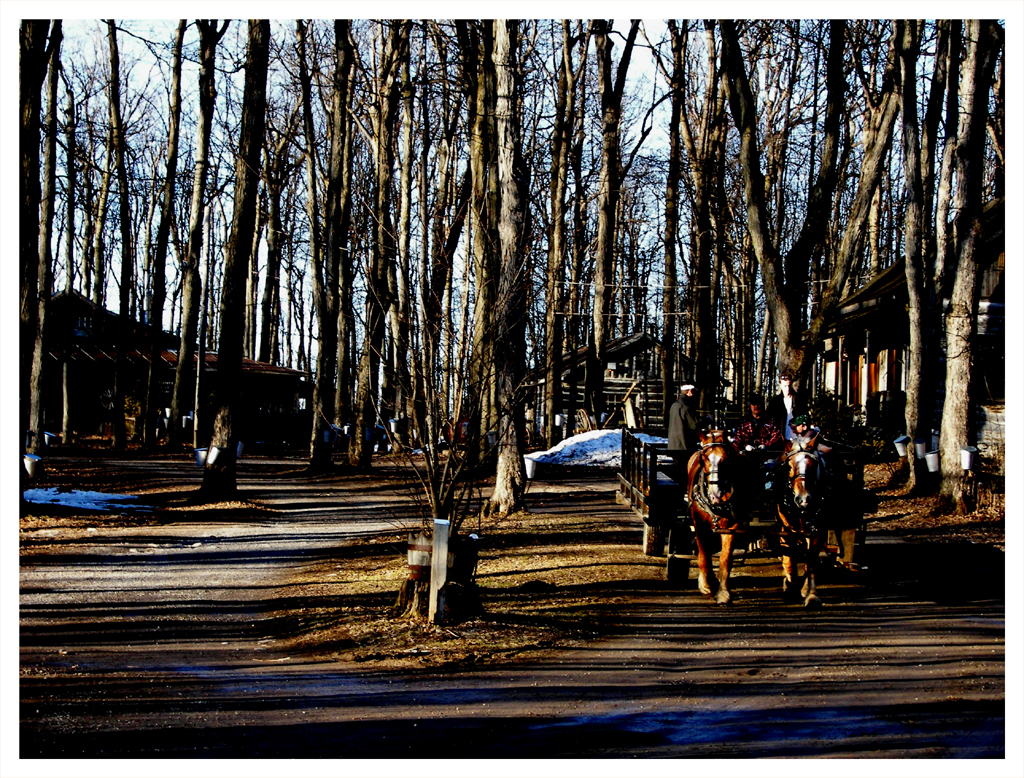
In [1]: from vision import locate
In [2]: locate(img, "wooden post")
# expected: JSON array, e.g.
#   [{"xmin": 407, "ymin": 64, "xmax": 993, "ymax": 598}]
[{"xmin": 429, "ymin": 518, "xmax": 450, "ymax": 624}]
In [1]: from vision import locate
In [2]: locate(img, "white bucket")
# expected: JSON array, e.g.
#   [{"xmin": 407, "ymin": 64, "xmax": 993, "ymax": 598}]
[
  {"xmin": 554, "ymin": 414, "xmax": 564, "ymax": 428},
  {"xmin": 195, "ymin": 448, "xmax": 208, "ymax": 466},
  {"xmin": 524, "ymin": 457, "xmax": 537, "ymax": 480},
  {"xmin": 389, "ymin": 419, "xmax": 399, "ymax": 434},
  {"xmin": 43, "ymin": 432, "xmax": 57, "ymax": 448},
  {"xmin": 165, "ymin": 407, "xmax": 172, "ymax": 418},
  {"xmin": 925, "ymin": 450, "xmax": 940, "ymax": 472},
  {"xmin": 23, "ymin": 454, "xmax": 41, "ymax": 478},
  {"xmin": 894, "ymin": 435, "xmax": 910, "ymax": 457},
  {"xmin": 961, "ymin": 446, "xmax": 978, "ymax": 471},
  {"xmin": 914, "ymin": 440, "xmax": 927, "ymax": 459},
  {"xmin": 343, "ymin": 425, "xmax": 351, "ymax": 437},
  {"xmin": 486, "ymin": 430, "xmax": 497, "ymax": 448},
  {"xmin": 208, "ymin": 445, "xmax": 230, "ymax": 466}
]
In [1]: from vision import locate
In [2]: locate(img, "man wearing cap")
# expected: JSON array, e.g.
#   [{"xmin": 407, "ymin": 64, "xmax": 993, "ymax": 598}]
[
  {"xmin": 767, "ymin": 370, "xmax": 808, "ymax": 441},
  {"xmin": 668, "ymin": 382, "xmax": 699, "ymax": 473}
]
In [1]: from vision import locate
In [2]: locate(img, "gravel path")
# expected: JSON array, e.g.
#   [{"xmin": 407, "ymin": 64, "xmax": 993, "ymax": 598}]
[{"xmin": 14, "ymin": 456, "xmax": 1011, "ymax": 766}]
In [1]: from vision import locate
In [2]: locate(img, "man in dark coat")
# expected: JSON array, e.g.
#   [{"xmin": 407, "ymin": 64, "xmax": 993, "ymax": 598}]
[
  {"xmin": 668, "ymin": 383, "xmax": 698, "ymax": 453},
  {"xmin": 668, "ymin": 382, "xmax": 699, "ymax": 482},
  {"xmin": 767, "ymin": 370, "xmax": 808, "ymax": 443}
]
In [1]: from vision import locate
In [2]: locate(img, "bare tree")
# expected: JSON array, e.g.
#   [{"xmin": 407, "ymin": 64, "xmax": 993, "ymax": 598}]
[
  {"xmin": 349, "ymin": 20, "xmax": 410, "ymax": 469},
  {"xmin": 27, "ymin": 22, "xmax": 61, "ymax": 456},
  {"xmin": 170, "ymin": 20, "xmax": 228, "ymax": 446},
  {"xmin": 587, "ymin": 19, "xmax": 640, "ymax": 419},
  {"xmin": 20, "ymin": 20, "xmax": 52, "ymax": 440},
  {"xmin": 106, "ymin": 19, "xmax": 136, "ymax": 450},
  {"xmin": 142, "ymin": 20, "xmax": 186, "ymax": 447},
  {"xmin": 489, "ymin": 18, "xmax": 529, "ymax": 514},
  {"xmin": 938, "ymin": 20, "xmax": 1002, "ymax": 510},
  {"xmin": 542, "ymin": 21, "xmax": 584, "ymax": 441},
  {"xmin": 202, "ymin": 19, "xmax": 270, "ymax": 496},
  {"xmin": 721, "ymin": 19, "xmax": 899, "ymax": 387}
]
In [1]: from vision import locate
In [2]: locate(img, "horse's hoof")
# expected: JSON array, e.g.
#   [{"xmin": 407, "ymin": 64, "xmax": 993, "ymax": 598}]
[
  {"xmin": 715, "ymin": 589, "xmax": 732, "ymax": 605},
  {"xmin": 697, "ymin": 574, "xmax": 713, "ymax": 596},
  {"xmin": 803, "ymin": 594, "xmax": 822, "ymax": 609},
  {"xmin": 782, "ymin": 579, "xmax": 802, "ymax": 604}
]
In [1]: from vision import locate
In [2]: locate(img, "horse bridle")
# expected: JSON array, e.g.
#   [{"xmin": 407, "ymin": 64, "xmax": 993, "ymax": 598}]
[
  {"xmin": 692, "ymin": 442, "xmax": 738, "ymax": 523},
  {"xmin": 777, "ymin": 448, "xmax": 825, "ymax": 530}
]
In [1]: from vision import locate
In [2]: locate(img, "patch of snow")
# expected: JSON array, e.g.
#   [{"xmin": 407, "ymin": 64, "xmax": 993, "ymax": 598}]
[
  {"xmin": 525, "ymin": 428, "xmax": 666, "ymax": 469},
  {"xmin": 22, "ymin": 488, "xmax": 150, "ymax": 513}
]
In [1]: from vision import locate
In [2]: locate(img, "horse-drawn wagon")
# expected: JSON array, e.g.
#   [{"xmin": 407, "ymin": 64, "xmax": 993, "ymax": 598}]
[{"xmin": 616, "ymin": 427, "xmax": 871, "ymax": 606}]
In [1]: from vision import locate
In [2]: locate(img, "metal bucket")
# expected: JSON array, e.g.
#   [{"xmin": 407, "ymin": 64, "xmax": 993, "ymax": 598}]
[
  {"xmin": 925, "ymin": 450, "xmax": 940, "ymax": 472},
  {"xmin": 961, "ymin": 446, "xmax": 978, "ymax": 471},
  {"xmin": 23, "ymin": 454, "xmax": 42, "ymax": 478},
  {"xmin": 524, "ymin": 457, "xmax": 537, "ymax": 480},
  {"xmin": 893, "ymin": 435, "xmax": 910, "ymax": 457},
  {"xmin": 406, "ymin": 532, "xmax": 432, "ymax": 581}
]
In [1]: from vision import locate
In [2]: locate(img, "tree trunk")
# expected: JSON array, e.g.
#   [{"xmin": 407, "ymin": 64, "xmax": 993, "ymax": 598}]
[
  {"xmin": 202, "ymin": 19, "xmax": 269, "ymax": 497},
  {"xmin": 938, "ymin": 20, "xmax": 1002, "ymax": 510},
  {"xmin": 659, "ymin": 22, "xmax": 685, "ymax": 421},
  {"xmin": 107, "ymin": 20, "xmax": 135, "ymax": 450},
  {"xmin": 90, "ymin": 126, "xmax": 114, "ymax": 306},
  {"xmin": 489, "ymin": 19, "xmax": 529, "ymax": 515},
  {"xmin": 297, "ymin": 19, "xmax": 341, "ymax": 472},
  {"xmin": 543, "ymin": 22, "xmax": 575, "ymax": 443},
  {"xmin": 61, "ymin": 71, "xmax": 77, "ymax": 443},
  {"xmin": 460, "ymin": 20, "xmax": 500, "ymax": 465},
  {"xmin": 28, "ymin": 22, "xmax": 61, "ymax": 455},
  {"xmin": 588, "ymin": 20, "xmax": 639, "ymax": 419},
  {"xmin": 143, "ymin": 20, "xmax": 185, "ymax": 448},
  {"xmin": 21, "ymin": 20, "xmax": 51, "ymax": 436},
  {"xmin": 170, "ymin": 20, "xmax": 226, "ymax": 447},
  {"xmin": 350, "ymin": 21, "xmax": 408, "ymax": 469}
]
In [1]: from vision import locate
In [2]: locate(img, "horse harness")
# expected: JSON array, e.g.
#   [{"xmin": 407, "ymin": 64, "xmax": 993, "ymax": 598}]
[
  {"xmin": 775, "ymin": 447, "xmax": 831, "ymax": 534},
  {"xmin": 690, "ymin": 441, "xmax": 741, "ymax": 532}
]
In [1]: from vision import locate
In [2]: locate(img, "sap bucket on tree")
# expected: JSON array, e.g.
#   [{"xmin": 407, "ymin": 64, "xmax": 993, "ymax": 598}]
[
  {"xmin": 925, "ymin": 450, "xmax": 940, "ymax": 473},
  {"xmin": 524, "ymin": 456, "xmax": 537, "ymax": 480},
  {"xmin": 195, "ymin": 448, "xmax": 208, "ymax": 467},
  {"xmin": 961, "ymin": 446, "xmax": 978, "ymax": 471},
  {"xmin": 406, "ymin": 532, "xmax": 432, "ymax": 580},
  {"xmin": 23, "ymin": 454, "xmax": 42, "ymax": 479},
  {"xmin": 915, "ymin": 439, "xmax": 928, "ymax": 459},
  {"xmin": 894, "ymin": 435, "xmax": 910, "ymax": 457}
]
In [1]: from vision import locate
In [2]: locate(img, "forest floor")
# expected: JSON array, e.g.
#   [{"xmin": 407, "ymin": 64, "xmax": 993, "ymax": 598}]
[{"xmin": 18, "ymin": 443, "xmax": 1006, "ymax": 673}]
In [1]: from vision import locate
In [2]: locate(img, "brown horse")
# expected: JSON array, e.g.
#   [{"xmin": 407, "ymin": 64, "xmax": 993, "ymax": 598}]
[
  {"xmin": 687, "ymin": 429, "xmax": 748, "ymax": 605},
  {"xmin": 774, "ymin": 433, "xmax": 830, "ymax": 607}
]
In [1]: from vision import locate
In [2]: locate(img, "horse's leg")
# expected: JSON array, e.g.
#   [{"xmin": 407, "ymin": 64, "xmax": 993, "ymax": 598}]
[
  {"xmin": 801, "ymin": 536, "xmax": 824, "ymax": 608},
  {"xmin": 692, "ymin": 514, "xmax": 715, "ymax": 596},
  {"xmin": 715, "ymin": 532, "xmax": 735, "ymax": 605},
  {"xmin": 780, "ymin": 542, "xmax": 803, "ymax": 603}
]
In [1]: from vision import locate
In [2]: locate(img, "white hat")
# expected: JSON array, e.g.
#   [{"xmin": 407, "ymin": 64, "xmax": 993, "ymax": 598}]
[{"xmin": 680, "ymin": 384, "xmax": 695, "ymax": 392}]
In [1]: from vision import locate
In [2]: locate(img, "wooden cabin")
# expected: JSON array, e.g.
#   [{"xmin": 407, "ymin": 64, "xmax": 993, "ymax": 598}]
[
  {"xmin": 821, "ymin": 198, "xmax": 1004, "ymax": 472},
  {"xmin": 40, "ymin": 291, "xmax": 312, "ymax": 447}
]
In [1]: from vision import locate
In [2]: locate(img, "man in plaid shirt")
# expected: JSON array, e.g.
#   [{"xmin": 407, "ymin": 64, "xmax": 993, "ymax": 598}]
[{"xmin": 734, "ymin": 393, "xmax": 783, "ymax": 452}]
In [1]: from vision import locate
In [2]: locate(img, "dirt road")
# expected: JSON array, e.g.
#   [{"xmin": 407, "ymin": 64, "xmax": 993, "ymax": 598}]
[{"xmin": 15, "ymin": 453, "xmax": 1009, "ymax": 762}]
